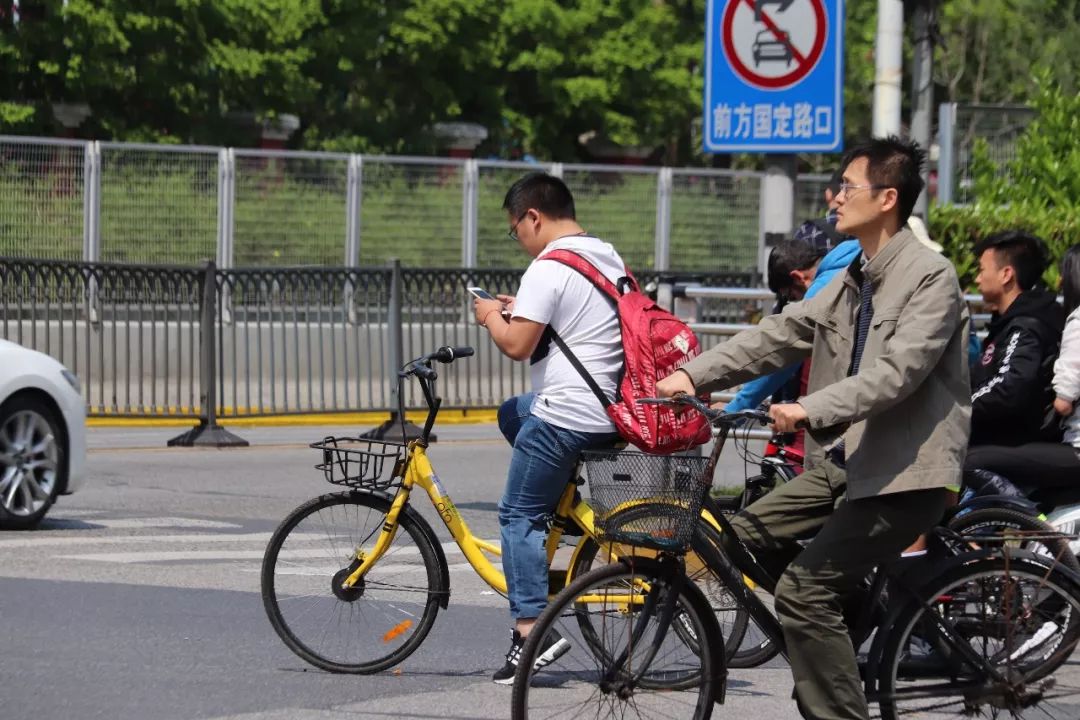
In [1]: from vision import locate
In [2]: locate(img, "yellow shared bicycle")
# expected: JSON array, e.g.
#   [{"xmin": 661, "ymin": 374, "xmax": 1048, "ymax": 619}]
[{"xmin": 261, "ymin": 346, "xmax": 746, "ymax": 673}]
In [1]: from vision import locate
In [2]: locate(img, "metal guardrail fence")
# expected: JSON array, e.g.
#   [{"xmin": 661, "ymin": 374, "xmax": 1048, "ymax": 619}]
[
  {"xmin": 1, "ymin": 254, "xmax": 998, "ymax": 449},
  {"xmin": 0, "ymin": 257, "xmax": 757, "ymax": 433},
  {"xmin": 1, "ymin": 135, "xmax": 838, "ymax": 274},
  {"xmin": 0, "ymin": 259, "xmax": 204, "ymax": 417},
  {"xmin": 680, "ymin": 285, "xmax": 993, "ymax": 339},
  {"xmin": 937, "ymin": 103, "xmax": 1036, "ymax": 205}
]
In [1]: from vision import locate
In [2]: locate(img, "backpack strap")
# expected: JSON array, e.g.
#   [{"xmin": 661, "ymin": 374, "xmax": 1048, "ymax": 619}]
[
  {"xmin": 542, "ymin": 249, "xmax": 639, "ymax": 300},
  {"xmin": 545, "ymin": 328, "xmax": 612, "ymax": 408},
  {"xmin": 535, "ymin": 249, "xmax": 633, "ymax": 409}
]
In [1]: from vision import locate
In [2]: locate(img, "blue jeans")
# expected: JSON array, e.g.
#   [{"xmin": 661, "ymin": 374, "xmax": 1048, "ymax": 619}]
[{"xmin": 497, "ymin": 394, "xmax": 619, "ymax": 620}]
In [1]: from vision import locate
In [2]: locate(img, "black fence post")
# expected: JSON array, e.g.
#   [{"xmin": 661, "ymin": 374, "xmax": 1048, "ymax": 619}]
[
  {"xmin": 168, "ymin": 261, "xmax": 248, "ymax": 447},
  {"xmin": 361, "ymin": 258, "xmax": 430, "ymax": 442}
]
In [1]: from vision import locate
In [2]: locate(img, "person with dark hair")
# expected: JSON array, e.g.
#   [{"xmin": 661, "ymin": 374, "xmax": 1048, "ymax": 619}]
[
  {"xmin": 766, "ymin": 240, "xmax": 828, "ymax": 301},
  {"xmin": 968, "ymin": 230, "xmax": 1063, "ymax": 446},
  {"xmin": 964, "ymin": 243, "xmax": 1080, "ymax": 493},
  {"xmin": 723, "ymin": 172, "xmax": 862, "ymax": 456},
  {"xmin": 725, "ymin": 237, "xmax": 857, "ymax": 410},
  {"xmin": 657, "ymin": 136, "xmax": 971, "ymax": 720},
  {"xmin": 725, "ymin": 238, "xmax": 859, "ymax": 466},
  {"xmin": 472, "ymin": 172, "xmax": 623, "ymax": 683},
  {"xmin": 791, "ymin": 167, "xmax": 851, "ymax": 253},
  {"xmin": 726, "ymin": 169, "xmax": 861, "ymax": 419},
  {"xmin": 1052, "ymin": 244, "xmax": 1080, "ymax": 448}
]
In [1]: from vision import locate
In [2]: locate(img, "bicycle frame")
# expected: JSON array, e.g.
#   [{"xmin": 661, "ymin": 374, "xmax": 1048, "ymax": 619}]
[
  {"xmin": 338, "ymin": 360, "xmax": 727, "ymax": 598},
  {"xmin": 340, "ymin": 441, "xmax": 599, "ymax": 594}
]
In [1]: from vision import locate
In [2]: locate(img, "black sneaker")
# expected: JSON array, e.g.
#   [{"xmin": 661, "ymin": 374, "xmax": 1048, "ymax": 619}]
[{"xmin": 492, "ymin": 628, "xmax": 572, "ymax": 685}]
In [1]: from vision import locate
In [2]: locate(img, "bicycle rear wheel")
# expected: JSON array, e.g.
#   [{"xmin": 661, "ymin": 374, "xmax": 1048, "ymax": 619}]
[
  {"xmin": 949, "ymin": 506, "xmax": 1080, "ymax": 575},
  {"xmin": 876, "ymin": 553, "xmax": 1080, "ymax": 719},
  {"xmin": 511, "ymin": 556, "xmax": 723, "ymax": 720},
  {"xmin": 261, "ymin": 491, "xmax": 446, "ymax": 673}
]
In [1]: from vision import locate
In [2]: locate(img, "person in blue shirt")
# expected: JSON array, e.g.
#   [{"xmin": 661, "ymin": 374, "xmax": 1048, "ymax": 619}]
[{"xmin": 725, "ymin": 233, "xmax": 861, "ymax": 414}]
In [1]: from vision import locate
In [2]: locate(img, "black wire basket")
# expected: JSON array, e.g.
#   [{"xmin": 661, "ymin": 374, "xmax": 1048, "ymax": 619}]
[
  {"xmin": 583, "ymin": 450, "xmax": 711, "ymax": 553},
  {"xmin": 311, "ymin": 437, "xmax": 407, "ymax": 489}
]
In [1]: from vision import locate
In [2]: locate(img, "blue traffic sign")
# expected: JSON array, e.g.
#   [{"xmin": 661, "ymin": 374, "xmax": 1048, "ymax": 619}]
[{"xmin": 704, "ymin": 0, "xmax": 844, "ymax": 153}]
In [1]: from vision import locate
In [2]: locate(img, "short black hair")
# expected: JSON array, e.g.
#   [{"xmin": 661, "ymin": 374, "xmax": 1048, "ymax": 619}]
[
  {"xmin": 1060, "ymin": 244, "xmax": 1080, "ymax": 315},
  {"xmin": 841, "ymin": 136, "xmax": 926, "ymax": 224},
  {"xmin": 767, "ymin": 239, "xmax": 827, "ymax": 295},
  {"xmin": 502, "ymin": 172, "xmax": 576, "ymax": 221},
  {"xmin": 975, "ymin": 230, "xmax": 1050, "ymax": 291}
]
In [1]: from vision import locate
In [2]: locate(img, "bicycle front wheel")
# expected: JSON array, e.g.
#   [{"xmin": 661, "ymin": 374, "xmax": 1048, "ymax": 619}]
[
  {"xmin": 876, "ymin": 553, "xmax": 1080, "ymax": 720},
  {"xmin": 512, "ymin": 556, "xmax": 723, "ymax": 720},
  {"xmin": 571, "ymin": 506, "xmax": 749, "ymax": 665},
  {"xmin": 261, "ymin": 491, "xmax": 446, "ymax": 673}
]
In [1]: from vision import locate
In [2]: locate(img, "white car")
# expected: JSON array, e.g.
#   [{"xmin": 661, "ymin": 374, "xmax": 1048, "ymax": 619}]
[{"xmin": 0, "ymin": 339, "xmax": 86, "ymax": 530}]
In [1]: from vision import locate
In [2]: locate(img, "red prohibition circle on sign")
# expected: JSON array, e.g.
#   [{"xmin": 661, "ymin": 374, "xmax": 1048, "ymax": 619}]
[{"xmin": 721, "ymin": 0, "xmax": 827, "ymax": 90}]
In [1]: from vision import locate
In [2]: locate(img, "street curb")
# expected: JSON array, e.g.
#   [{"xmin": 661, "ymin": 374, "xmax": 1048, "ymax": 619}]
[{"xmin": 86, "ymin": 408, "xmax": 500, "ymax": 428}]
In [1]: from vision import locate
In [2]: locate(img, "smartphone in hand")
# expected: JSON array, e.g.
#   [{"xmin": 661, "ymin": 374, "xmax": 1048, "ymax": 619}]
[{"xmin": 467, "ymin": 286, "xmax": 496, "ymax": 300}]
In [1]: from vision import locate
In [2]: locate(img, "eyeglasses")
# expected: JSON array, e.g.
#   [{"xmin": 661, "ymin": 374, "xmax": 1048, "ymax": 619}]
[
  {"xmin": 837, "ymin": 182, "xmax": 891, "ymax": 197},
  {"xmin": 507, "ymin": 212, "xmax": 529, "ymax": 242}
]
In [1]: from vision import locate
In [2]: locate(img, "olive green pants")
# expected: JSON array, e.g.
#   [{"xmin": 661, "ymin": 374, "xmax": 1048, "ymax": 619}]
[{"xmin": 729, "ymin": 460, "xmax": 950, "ymax": 720}]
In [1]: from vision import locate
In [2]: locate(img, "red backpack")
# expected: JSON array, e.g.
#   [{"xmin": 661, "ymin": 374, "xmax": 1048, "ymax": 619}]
[{"xmin": 541, "ymin": 249, "xmax": 712, "ymax": 454}]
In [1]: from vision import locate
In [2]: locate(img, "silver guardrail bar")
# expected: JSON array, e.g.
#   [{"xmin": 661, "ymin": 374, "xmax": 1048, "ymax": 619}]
[{"xmin": 679, "ymin": 285, "xmax": 991, "ymax": 338}]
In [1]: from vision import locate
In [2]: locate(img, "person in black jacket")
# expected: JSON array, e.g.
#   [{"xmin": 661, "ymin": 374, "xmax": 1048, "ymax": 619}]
[{"xmin": 969, "ymin": 230, "xmax": 1063, "ymax": 447}]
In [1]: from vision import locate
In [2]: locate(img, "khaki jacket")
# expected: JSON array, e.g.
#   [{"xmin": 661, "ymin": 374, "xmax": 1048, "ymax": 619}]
[{"xmin": 681, "ymin": 228, "xmax": 971, "ymax": 500}]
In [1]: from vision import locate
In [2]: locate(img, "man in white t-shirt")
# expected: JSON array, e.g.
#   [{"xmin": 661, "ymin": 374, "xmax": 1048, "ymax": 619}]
[{"xmin": 473, "ymin": 172, "xmax": 624, "ymax": 684}]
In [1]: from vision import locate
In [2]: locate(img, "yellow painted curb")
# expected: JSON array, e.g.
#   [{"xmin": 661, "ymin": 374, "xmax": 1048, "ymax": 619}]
[{"xmin": 87, "ymin": 408, "xmax": 500, "ymax": 428}]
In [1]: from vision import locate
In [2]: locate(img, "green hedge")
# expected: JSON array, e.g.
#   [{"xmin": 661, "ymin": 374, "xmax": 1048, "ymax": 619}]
[{"xmin": 931, "ymin": 202, "xmax": 1080, "ymax": 290}]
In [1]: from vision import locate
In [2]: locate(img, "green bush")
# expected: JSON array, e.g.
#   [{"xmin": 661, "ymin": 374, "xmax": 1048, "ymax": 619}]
[
  {"xmin": 932, "ymin": 203, "xmax": 1080, "ymax": 290},
  {"xmin": 932, "ymin": 76, "xmax": 1080, "ymax": 290}
]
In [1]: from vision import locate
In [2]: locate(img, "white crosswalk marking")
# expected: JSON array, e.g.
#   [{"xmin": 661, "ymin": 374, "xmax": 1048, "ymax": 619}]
[
  {"xmin": 15, "ymin": 513, "xmax": 497, "ymax": 569},
  {"xmin": 0, "ymin": 511, "xmax": 508, "ymax": 606},
  {"xmin": 0, "ymin": 532, "xmax": 275, "ymax": 550},
  {"xmin": 87, "ymin": 517, "xmax": 245, "ymax": 530}
]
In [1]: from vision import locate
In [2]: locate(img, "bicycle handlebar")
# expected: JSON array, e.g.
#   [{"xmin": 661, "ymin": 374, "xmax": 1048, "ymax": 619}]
[
  {"xmin": 638, "ymin": 394, "xmax": 772, "ymax": 427},
  {"xmin": 430, "ymin": 346, "xmax": 474, "ymax": 363},
  {"xmin": 399, "ymin": 346, "xmax": 475, "ymax": 380}
]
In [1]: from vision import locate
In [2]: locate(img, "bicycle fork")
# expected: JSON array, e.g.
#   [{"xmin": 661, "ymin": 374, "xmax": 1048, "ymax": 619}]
[
  {"xmin": 341, "ymin": 486, "xmax": 413, "ymax": 590},
  {"xmin": 599, "ymin": 554, "xmax": 688, "ymax": 698}
]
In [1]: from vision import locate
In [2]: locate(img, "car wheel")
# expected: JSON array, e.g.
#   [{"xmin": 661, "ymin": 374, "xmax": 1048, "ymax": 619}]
[{"xmin": 0, "ymin": 395, "xmax": 64, "ymax": 530}]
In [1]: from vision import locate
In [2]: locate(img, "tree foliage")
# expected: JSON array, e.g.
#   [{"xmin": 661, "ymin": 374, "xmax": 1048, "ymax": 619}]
[
  {"xmin": 935, "ymin": 0, "xmax": 1080, "ymax": 106},
  {"xmin": 0, "ymin": 0, "xmax": 1074, "ymax": 163},
  {"xmin": 932, "ymin": 76, "xmax": 1080, "ymax": 289}
]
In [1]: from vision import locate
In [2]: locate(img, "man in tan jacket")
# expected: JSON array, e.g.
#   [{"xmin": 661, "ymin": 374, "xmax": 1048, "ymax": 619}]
[{"xmin": 657, "ymin": 136, "xmax": 971, "ymax": 720}]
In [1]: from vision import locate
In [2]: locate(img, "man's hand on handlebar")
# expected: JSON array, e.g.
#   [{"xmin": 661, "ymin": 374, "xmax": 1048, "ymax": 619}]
[
  {"xmin": 656, "ymin": 369, "xmax": 696, "ymax": 398},
  {"xmin": 638, "ymin": 395, "xmax": 770, "ymax": 427},
  {"xmin": 769, "ymin": 402, "xmax": 808, "ymax": 433}
]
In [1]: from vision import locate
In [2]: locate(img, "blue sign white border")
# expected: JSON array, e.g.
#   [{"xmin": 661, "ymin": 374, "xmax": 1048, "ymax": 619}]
[{"xmin": 704, "ymin": 0, "xmax": 845, "ymax": 153}]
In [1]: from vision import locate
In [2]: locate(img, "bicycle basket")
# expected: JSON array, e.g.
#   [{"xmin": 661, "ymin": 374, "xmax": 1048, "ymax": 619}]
[
  {"xmin": 311, "ymin": 437, "xmax": 406, "ymax": 489},
  {"xmin": 583, "ymin": 450, "xmax": 710, "ymax": 553}
]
